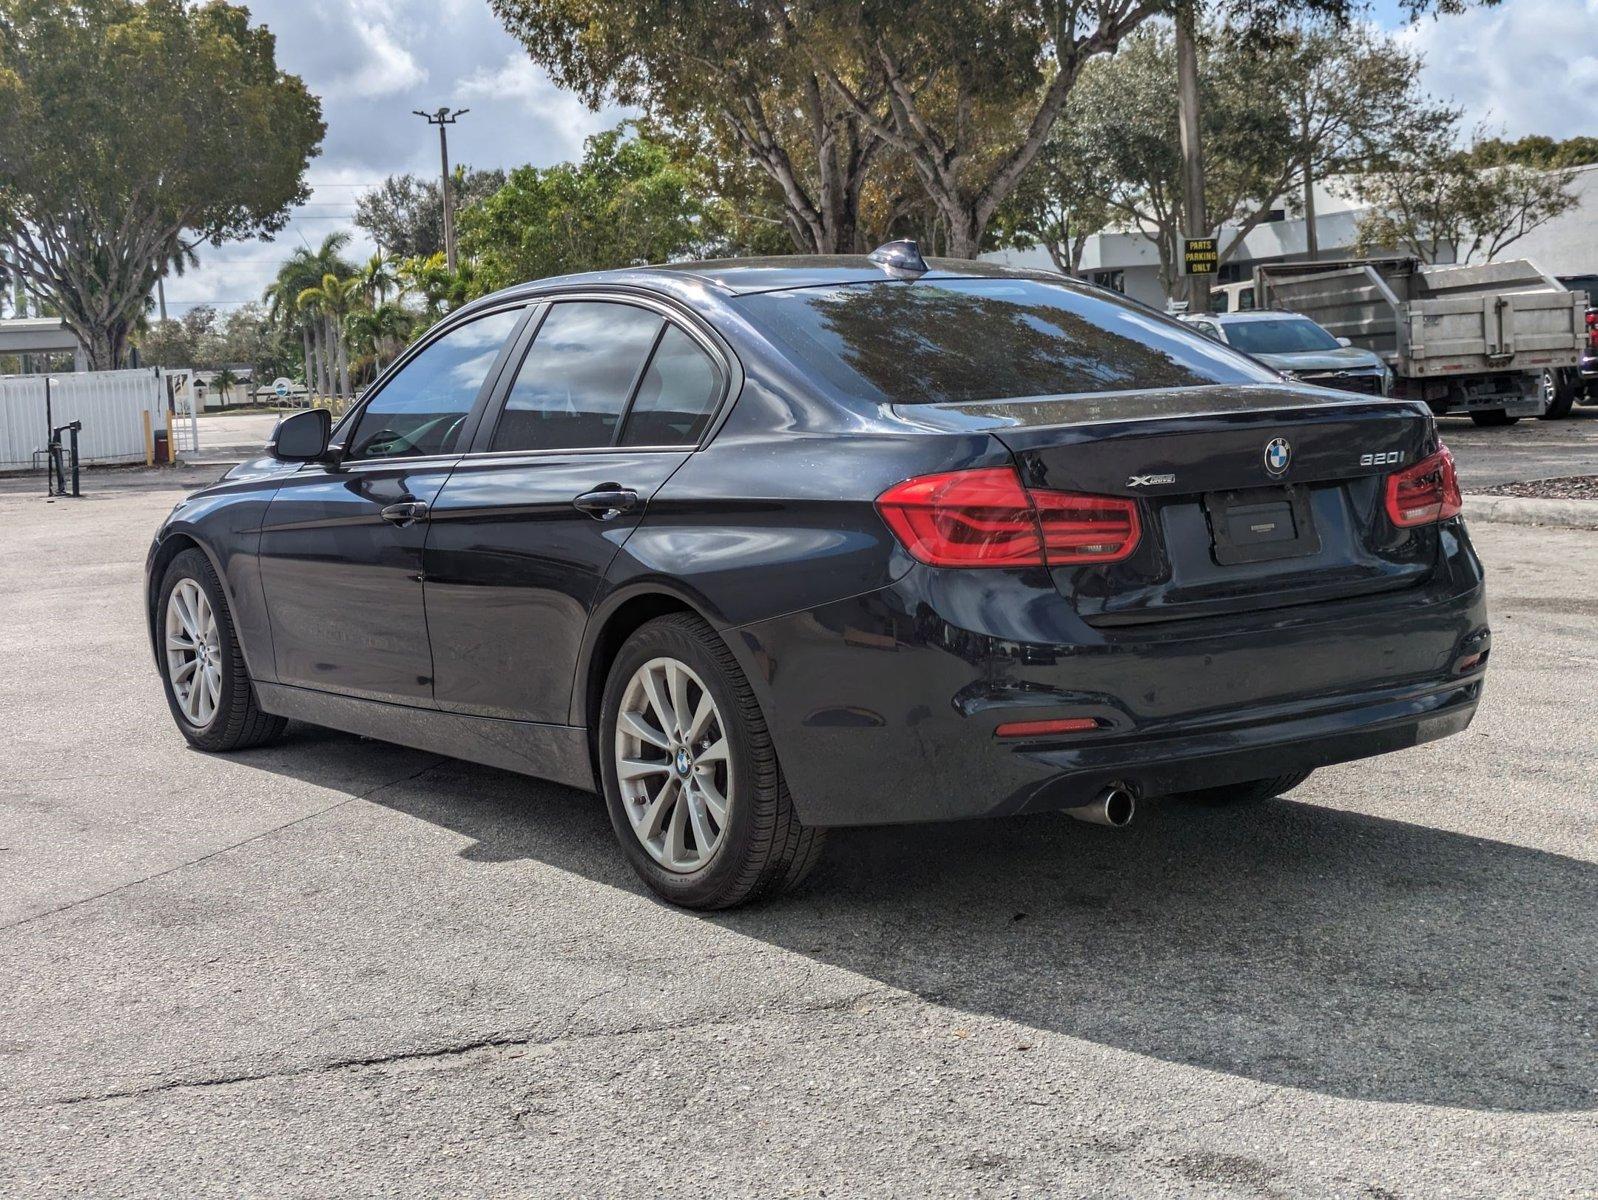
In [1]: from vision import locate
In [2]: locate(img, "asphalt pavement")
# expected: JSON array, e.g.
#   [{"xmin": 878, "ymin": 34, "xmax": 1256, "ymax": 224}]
[
  {"xmin": 0, "ymin": 467, "xmax": 1594, "ymax": 1197},
  {"xmin": 1438, "ymin": 405, "xmax": 1598, "ymax": 490}
]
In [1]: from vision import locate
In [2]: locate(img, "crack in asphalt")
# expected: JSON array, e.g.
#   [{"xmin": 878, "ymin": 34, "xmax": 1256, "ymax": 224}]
[
  {"xmin": 0, "ymin": 756, "xmax": 449, "ymax": 936},
  {"xmin": 35, "ymin": 987, "xmax": 908, "ymax": 1111}
]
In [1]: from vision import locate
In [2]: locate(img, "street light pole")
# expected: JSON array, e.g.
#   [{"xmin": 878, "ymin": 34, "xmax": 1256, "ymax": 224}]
[{"xmin": 413, "ymin": 107, "xmax": 469, "ymax": 273}]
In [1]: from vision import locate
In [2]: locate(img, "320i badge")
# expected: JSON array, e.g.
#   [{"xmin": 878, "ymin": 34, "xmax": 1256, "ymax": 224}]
[{"xmin": 146, "ymin": 242, "xmax": 1488, "ymax": 909}]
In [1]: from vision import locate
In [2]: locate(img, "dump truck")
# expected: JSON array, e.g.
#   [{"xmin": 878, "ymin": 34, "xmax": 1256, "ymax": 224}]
[{"xmin": 1242, "ymin": 258, "xmax": 1587, "ymax": 425}]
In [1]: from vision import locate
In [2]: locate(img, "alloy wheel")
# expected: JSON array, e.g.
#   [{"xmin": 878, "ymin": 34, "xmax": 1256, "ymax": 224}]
[
  {"xmin": 613, "ymin": 656, "xmax": 732, "ymax": 873},
  {"xmin": 165, "ymin": 578, "xmax": 222, "ymax": 728}
]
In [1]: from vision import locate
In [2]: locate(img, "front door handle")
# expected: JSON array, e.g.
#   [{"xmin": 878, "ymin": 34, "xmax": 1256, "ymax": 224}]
[
  {"xmin": 573, "ymin": 487, "xmax": 640, "ymax": 521},
  {"xmin": 380, "ymin": 500, "xmax": 430, "ymax": 527}
]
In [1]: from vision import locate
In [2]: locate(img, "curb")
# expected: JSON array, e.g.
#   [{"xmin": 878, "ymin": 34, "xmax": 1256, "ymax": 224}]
[{"xmin": 1465, "ymin": 494, "xmax": 1598, "ymax": 531}]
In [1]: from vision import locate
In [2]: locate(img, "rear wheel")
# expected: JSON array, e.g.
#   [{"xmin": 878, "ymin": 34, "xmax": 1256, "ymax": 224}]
[
  {"xmin": 157, "ymin": 549, "xmax": 286, "ymax": 752},
  {"xmin": 1469, "ymin": 409, "xmax": 1519, "ymax": 427},
  {"xmin": 1539, "ymin": 369, "xmax": 1577, "ymax": 419},
  {"xmin": 598, "ymin": 613, "xmax": 824, "ymax": 909},
  {"xmin": 1166, "ymin": 770, "xmax": 1312, "ymax": 806}
]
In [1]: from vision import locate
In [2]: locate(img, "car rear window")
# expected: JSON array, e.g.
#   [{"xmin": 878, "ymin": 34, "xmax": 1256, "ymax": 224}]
[
  {"xmin": 735, "ymin": 277, "xmax": 1276, "ymax": 404},
  {"xmin": 1223, "ymin": 317, "xmax": 1342, "ymax": 355}
]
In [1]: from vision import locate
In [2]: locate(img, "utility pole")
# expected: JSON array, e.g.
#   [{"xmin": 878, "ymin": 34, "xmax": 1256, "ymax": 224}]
[
  {"xmin": 413, "ymin": 107, "xmax": 469, "ymax": 273},
  {"xmin": 1175, "ymin": 2, "xmax": 1210, "ymax": 313},
  {"xmin": 1302, "ymin": 136, "xmax": 1319, "ymax": 261}
]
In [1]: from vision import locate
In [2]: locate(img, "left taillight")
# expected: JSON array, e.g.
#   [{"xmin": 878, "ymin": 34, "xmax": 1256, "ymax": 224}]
[
  {"xmin": 1384, "ymin": 445, "xmax": 1463, "ymax": 528},
  {"xmin": 875, "ymin": 466, "xmax": 1141, "ymax": 568}
]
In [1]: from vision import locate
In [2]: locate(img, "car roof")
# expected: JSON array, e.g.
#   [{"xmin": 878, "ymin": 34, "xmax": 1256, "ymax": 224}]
[
  {"xmin": 1207, "ymin": 310, "xmax": 1321, "ymax": 324},
  {"xmin": 456, "ymin": 255, "xmax": 1073, "ymax": 312}
]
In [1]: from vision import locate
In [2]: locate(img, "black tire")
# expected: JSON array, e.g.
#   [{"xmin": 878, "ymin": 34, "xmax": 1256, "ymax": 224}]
[
  {"xmin": 157, "ymin": 548, "xmax": 286, "ymax": 752},
  {"xmin": 1538, "ymin": 369, "xmax": 1577, "ymax": 420},
  {"xmin": 1166, "ymin": 770, "xmax": 1313, "ymax": 806},
  {"xmin": 1469, "ymin": 409, "xmax": 1519, "ymax": 427},
  {"xmin": 598, "ymin": 613, "xmax": 825, "ymax": 909}
]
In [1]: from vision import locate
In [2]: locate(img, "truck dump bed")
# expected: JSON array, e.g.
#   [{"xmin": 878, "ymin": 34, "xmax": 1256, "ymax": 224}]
[{"xmin": 1257, "ymin": 259, "xmax": 1585, "ymax": 381}]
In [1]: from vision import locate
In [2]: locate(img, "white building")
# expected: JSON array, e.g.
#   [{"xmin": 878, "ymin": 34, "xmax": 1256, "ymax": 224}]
[{"xmin": 986, "ymin": 163, "xmax": 1598, "ymax": 307}]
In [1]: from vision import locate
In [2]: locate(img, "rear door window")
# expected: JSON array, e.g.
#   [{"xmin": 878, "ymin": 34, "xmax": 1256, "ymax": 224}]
[
  {"xmin": 736, "ymin": 277, "xmax": 1278, "ymax": 404},
  {"xmin": 490, "ymin": 302, "xmax": 663, "ymax": 452},
  {"xmin": 619, "ymin": 325, "xmax": 723, "ymax": 447}
]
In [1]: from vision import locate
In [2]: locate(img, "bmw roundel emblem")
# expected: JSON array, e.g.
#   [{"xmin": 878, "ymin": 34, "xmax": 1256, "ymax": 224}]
[{"xmin": 1263, "ymin": 437, "xmax": 1292, "ymax": 476}]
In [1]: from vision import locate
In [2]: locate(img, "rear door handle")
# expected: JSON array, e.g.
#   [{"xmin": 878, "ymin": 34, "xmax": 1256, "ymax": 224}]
[
  {"xmin": 573, "ymin": 487, "xmax": 640, "ymax": 520},
  {"xmin": 380, "ymin": 500, "xmax": 430, "ymax": 527}
]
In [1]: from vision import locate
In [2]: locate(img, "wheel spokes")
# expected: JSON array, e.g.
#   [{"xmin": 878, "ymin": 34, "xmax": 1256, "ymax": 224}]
[
  {"xmin": 686, "ymin": 789, "xmax": 717, "ymax": 858},
  {"xmin": 618, "ymin": 709, "xmax": 669, "ymax": 750},
  {"xmin": 641, "ymin": 666, "xmax": 677, "ymax": 737},
  {"xmin": 618, "ymin": 756, "xmax": 669, "ymax": 781},
  {"xmin": 615, "ymin": 655, "xmax": 733, "ymax": 874},
  {"xmin": 695, "ymin": 773, "xmax": 729, "ymax": 825}
]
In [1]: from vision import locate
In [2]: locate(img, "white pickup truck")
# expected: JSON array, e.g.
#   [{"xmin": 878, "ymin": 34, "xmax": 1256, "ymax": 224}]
[{"xmin": 1238, "ymin": 258, "xmax": 1587, "ymax": 426}]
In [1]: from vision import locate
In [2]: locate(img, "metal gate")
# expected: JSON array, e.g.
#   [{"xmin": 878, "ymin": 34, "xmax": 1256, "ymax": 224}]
[{"xmin": 159, "ymin": 369, "xmax": 201, "ymax": 455}]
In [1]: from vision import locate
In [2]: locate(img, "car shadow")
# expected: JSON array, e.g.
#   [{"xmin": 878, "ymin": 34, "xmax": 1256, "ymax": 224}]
[{"xmin": 243, "ymin": 724, "xmax": 1596, "ymax": 1115}]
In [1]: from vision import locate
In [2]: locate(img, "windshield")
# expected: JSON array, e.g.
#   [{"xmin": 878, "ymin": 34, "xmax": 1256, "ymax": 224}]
[
  {"xmin": 1223, "ymin": 317, "xmax": 1341, "ymax": 355},
  {"xmin": 735, "ymin": 277, "xmax": 1277, "ymax": 405}
]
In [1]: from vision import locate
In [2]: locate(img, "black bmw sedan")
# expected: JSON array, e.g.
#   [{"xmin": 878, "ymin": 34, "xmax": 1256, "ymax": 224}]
[{"xmin": 146, "ymin": 243, "xmax": 1488, "ymax": 909}]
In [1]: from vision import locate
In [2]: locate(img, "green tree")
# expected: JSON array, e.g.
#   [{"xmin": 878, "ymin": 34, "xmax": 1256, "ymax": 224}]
[
  {"xmin": 459, "ymin": 128, "xmax": 710, "ymax": 290},
  {"xmin": 1028, "ymin": 20, "xmax": 1449, "ymax": 294},
  {"xmin": 354, "ymin": 168, "xmax": 507, "ymax": 260},
  {"xmin": 990, "ymin": 112, "xmax": 1115, "ymax": 275},
  {"xmin": 1472, "ymin": 135, "xmax": 1598, "ymax": 171},
  {"xmin": 490, "ymin": 0, "xmax": 886, "ymax": 253},
  {"xmin": 210, "ymin": 365, "xmax": 240, "ymax": 406},
  {"xmin": 347, "ymin": 301, "xmax": 414, "ymax": 379},
  {"xmin": 295, "ymin": 273, "xmax": 361, "ymax": 401},
  {"xmin": 1350, "ymin": 125, "xmax": 1582, "ymax": 264},
  {"xmin": 263, "ymin": 233, "xmax": 353, "ymax": 395},
  {"xmin": 0, "ymin": 0, "xmax": 324, "ymax": 368}
]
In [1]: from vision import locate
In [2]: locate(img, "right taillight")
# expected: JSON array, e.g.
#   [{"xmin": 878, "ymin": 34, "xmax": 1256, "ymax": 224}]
[
  {"xmin": 1385, "ymin": 446, "xmax": 1463, "ymax": 528},
  {"xmin": 876, "ymin": 467, "xmax": 1141, "ymax": 567}
]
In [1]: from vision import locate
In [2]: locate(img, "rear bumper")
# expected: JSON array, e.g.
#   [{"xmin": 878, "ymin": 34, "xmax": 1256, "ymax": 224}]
[{"xmin": 728, "ymin": 524, "xmax": 1488, "ymax": 827}]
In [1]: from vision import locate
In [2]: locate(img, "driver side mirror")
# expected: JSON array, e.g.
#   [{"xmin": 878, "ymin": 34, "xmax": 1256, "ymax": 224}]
[
  {"xmin": 268, "ymin": 407, "xmax": 332, "ymax": 462},
  {"xmin": 1335, "ymin": 336, "xmax": 1353, "ymax": 348}
]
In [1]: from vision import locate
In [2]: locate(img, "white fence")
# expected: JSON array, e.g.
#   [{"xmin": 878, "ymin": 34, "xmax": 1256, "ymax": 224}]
[{"xmin": 0, "ymin": 369, "xmax": 170, "ymax": 470}]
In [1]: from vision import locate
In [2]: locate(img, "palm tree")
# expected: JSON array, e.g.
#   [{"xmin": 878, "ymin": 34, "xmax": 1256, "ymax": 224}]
[
  {"xmin": 210, "ymin": 366, "xmax": 240, "ymax": 407},
  {"xmin": 348, "ymin": 301, "xmax": 414, "ymax": 377},
  {"xmin": 359, "ymin": 252, "xmax": 400, "ymax": 307},
  {"xmin": 264, "ymin": 234, "xmax": 353, "ymax": 398},
  {"xmin": 296, "ymin": 273, "xmax": 362, "ymax": 401}
]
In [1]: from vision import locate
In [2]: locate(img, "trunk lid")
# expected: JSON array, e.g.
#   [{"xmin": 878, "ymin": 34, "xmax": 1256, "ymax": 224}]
[{"xmin": 900, "ymin": 384, "xmax": 1443, "ymax": 625}]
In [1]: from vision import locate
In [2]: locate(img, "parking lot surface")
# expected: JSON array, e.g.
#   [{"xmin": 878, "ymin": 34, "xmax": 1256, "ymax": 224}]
[
  {"xmin": 1439, "ymin": 406, "xmax": 1598, "ymax": 489},
  {"xmin": 1, "ymin": 471, "xmax": 1594, "ymax": 1198}
]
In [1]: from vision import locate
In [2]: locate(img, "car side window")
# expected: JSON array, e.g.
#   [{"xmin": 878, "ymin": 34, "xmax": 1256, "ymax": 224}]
[
  {"xmin": 490, "ymin": 301, "xmax": 663, "ymax": 452},
  {"xmin": 620, "ymin": 324, "xmax": 722, "ymax": 446},
  {"xmin": 346, "ymin": 308, "xmax": 523, "ymax": 461}
]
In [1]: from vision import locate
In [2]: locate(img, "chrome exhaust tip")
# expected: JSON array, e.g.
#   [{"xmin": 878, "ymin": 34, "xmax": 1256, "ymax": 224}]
[{"xmin": 1069, "ymin": 785, "xmax": 1136, "ymax": 828}]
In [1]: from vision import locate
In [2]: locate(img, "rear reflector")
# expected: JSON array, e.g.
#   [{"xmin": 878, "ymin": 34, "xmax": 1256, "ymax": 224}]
[
  {"xmin": 876, "ymin": 467, "xmax": 1140, "ymax": 568},
  {"xmin": 994, "ymin": 717, "xmax": 1102, "ymax": 738},
  {"xmin": 1384, "ymin": 446, "xmax": 1463, "ymax": 528}
]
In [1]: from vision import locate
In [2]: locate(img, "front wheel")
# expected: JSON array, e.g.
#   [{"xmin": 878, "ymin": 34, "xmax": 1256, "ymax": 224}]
[
  {"xmin": 157, "ymin": 548, "xmax": 286, "ymax": 752},
  {"xmin": 1166, "ymin": 770, "xmax": 1313, "ymax": 806},
  {"xmin": 1469, "ymin": 409, "xmax": 1519, "ymax": 427},
  {"xmin": 598, "ymin": 613, "xmax": 824, "ymax": 909}
]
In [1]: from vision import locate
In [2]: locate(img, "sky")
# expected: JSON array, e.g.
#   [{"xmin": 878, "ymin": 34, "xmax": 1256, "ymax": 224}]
[{"xmin": 163, "ymin": 0, "xmax": 1598, "ymax": 315}]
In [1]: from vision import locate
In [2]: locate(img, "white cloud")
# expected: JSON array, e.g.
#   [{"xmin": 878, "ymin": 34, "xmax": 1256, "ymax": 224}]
[
  {"xmin": 321, "ymin": 17, "xmax": 427, "ymax": 100},
  {"xmin": 456, "ymin": 54, "xmax": 627, "ymax": 160},
  {"xmin": 1401, "ymin": 0, "xmax": 1598, "ymax": 140}
]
